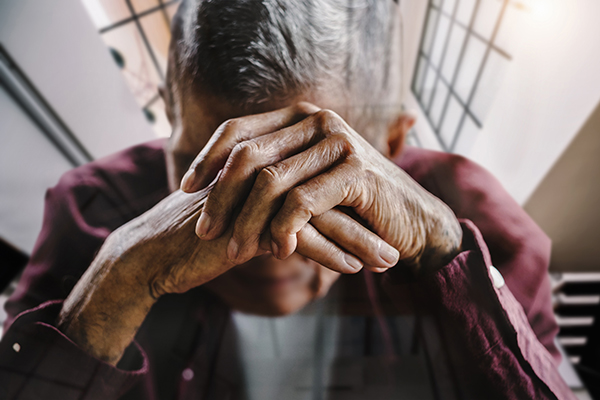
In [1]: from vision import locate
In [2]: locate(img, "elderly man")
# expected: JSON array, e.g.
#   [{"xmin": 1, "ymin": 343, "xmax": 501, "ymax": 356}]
[{"xmin": 0, "ymin": 0, "xmax": 574, "ymax": 399}]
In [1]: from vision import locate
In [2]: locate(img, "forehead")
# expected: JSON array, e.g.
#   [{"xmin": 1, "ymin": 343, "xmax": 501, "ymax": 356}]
[
  {"xmin": 177, "ymin": 84, "xmax": 347, "ymax": 130},
  {"xmin": 171, "ymin": 82, "xmax": 391, "ymax": 159}
]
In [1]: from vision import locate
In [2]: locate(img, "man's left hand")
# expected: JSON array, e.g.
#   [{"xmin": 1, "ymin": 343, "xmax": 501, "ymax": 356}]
[{"xmin": 181, "ymin": 103, "xmax": 462, "ymax": 273}]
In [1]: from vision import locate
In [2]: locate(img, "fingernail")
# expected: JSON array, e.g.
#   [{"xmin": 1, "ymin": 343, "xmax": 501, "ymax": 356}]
[
  {"xmin": 344, "ymin": 254, "xmax": 363, "ymax": 271},
  {"xmin": 196, "ymin": 212, "xmax": 211, "ymax": 237},
  {"xmin": 181, "ymin": 169, "xmax": 196, "ymax": 192},
  {"xmin": 271, "ymin": 241, "xmax": 279, "ymax": 258},
  {"xmin": 379, "ymin": 243, "xmax": 400, "ymax": 266},
  {"xmin": 227, "ymin": 238, "xmax": 239, "ymax": 261}
]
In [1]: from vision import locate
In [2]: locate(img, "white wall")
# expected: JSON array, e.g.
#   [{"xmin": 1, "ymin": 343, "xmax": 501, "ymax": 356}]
[
  {"xmin": 0, "ymin": 0, "xmax": 155, "ymax": 160},
  {"xmin": 402, "ymin": 0, "xmax": 600, "ymax": 205},
  {"xmin": 468, "ymin": 0, "xmax": 600, "ymax": 205},
  {"xmin": 0, "ymin": 87, "xmax": 73, "ymax": 253},
  {"xmin": 0, "ymin": 0, "xmax": 156, "ymax": 253}
]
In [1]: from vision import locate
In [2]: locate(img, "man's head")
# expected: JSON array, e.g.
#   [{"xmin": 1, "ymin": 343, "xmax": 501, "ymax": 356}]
[{"xmin": 160, "ymin": 0, "xmax": 413, "ymax": 315}]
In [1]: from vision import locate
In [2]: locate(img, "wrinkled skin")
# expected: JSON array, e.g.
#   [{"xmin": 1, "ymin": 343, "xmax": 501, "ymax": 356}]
[
  {"xmin": 181, "ymin": 103, "xmax": 462, "ymax": 272},
  {"xmin": 58, "ymin": 88, "xmax": 461, "ymax": 365}
]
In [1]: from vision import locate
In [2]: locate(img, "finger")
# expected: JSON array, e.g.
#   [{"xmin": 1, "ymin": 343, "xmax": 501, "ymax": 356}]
[
  {"xmin": 270, "ymin": 162, "xmax": 361, "ymax": 259},
  {"xmin": 181, "ymin": 102, "xmax": 320, "ymax": 193},
  {"xmin": 295, "ymin": 222, "xmax": 363, "ymax": 274},
  {"xmin": 227, "ymin": 135, "xmax": 351, "ymax": 263},
  {"xmin": 258, "ymin": 228, "xmax": 272, "ymax": 252},
  {"xmin": 310, "ymin": 209, "xmax": 399, "ymax": 268},
  {"xmin": 196, "ymin": 113, "xmax": 332, "ymax": 241}
]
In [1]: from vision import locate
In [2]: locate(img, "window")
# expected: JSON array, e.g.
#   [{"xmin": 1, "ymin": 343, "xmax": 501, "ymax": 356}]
[
  {"xmin": 411, "ymin": 0, "xmax": 512, "ymax": 153},
  {"xmin": 81, "ymin": 0, "xmax": 181, "ymax": 137}
]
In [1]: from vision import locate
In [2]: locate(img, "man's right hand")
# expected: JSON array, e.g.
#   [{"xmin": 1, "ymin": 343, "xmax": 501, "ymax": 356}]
[
  {"xmin": 110, "ymin": 185, "xmax": 399, "ymax": 299},
  {"xmin": 57, "ymin": 174, "xmax": 394, "ymax": 364}
]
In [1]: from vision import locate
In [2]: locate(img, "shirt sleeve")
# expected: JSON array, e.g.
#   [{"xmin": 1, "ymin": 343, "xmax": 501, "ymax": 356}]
[
  {"xmin": 382, "ymin": 219, "xmax": 575, "ymax": 400},
  {"xmin": 0, "ymin": 144, "xmax": 167, "ymax": 399},
  {"xmin": 0, "ymin": 300, "xmax": 148, "ymax": 400},
  {"xmin": 398, "ymin": 149, "xmax": 559, "ymax": 362},
  {"xmin": 3, "ymin": 140, "xmax": 168, "ymax": 331},
  {"xmin": 3, "ymin": 171, "xmax": 111, "ymax": 331}
]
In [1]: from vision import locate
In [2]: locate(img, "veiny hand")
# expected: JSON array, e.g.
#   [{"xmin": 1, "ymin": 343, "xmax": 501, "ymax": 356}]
[
  {"xmin": 112, "ymin": 185, "xmax": 391, "ymax": 297},
  {"xmin": 113, "ymin": 187, "xmax": 238, "ymax": 297},
  {"xmin": 59, "ymin": 183, "xmax": 384, "ymax": 364},
  {"xmin": 58, "ymin": 187, "xmax": 234, "ymax": 364},
  {"xmin": 181, "ymin": 103, "xmax": 462, "ymax": 273}
]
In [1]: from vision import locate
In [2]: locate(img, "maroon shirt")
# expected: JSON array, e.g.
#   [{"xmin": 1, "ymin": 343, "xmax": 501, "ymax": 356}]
[{"xmin": 0, "ymin": 139, "xmax": 574, "ymax": 399}]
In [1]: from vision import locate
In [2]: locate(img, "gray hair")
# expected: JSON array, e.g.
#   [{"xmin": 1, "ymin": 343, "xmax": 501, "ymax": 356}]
[{"xmin": 172, "ymin": 0, "xmax": 402, "ymax": 137}]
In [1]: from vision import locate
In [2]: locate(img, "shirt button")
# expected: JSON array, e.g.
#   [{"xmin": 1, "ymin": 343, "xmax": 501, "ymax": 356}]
[
  {"xmin": 182, "ymin": 368, "xmax": 194, "ymax": 381},
  {"xmin": 489, "ymin": 266, "xmax": 505, "ymax": 289},
  {"xmin": 12, "ymin": 343, "xmax": 21, "ymax": 352}
]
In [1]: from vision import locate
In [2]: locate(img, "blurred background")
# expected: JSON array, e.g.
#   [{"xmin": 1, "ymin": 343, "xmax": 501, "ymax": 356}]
[{"xmin": 0, "ymin": 0, "xmax": 599, "ymax": 398}]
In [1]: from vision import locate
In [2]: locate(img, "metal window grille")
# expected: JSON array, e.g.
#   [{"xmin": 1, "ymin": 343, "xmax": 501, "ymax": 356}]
[
  {"xmin": 405, "ymin": 128, "xmax": 423, "ymax": 148},
  {"xmin": 411, "ymin": 0, "xmax": 512, "ymax": 152},
  {"xmin": 101, "ymin": 0, "xmax": 179, "ymax": 106},
  {"xmin": 84, "ymin": 0, "xmax": 180, "ymax": 135}
]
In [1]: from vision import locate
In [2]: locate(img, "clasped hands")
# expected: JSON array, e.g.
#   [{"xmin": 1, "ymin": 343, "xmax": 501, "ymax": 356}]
[
  {"xmin": 58, "ymin": 102, "xmax": 462, "ymax": 364},
  {"xmin": 170, "ymin": 102, "xmax": 462, "ymax": 288}
]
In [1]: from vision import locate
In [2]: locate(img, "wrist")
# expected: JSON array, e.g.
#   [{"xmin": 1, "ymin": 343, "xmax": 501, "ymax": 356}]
[
  {"xmin": 58, "ymin": 233, "xmax": 156, "ymax": 365},
  {"xmin": 418, "ymin": 202, "xmax": 463, "ymax": 274}
]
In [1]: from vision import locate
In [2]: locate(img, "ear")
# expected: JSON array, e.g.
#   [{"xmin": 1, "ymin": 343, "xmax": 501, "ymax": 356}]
[{"xmin": 386, "ymin": 111, "xmax": 417, "ymax": 159}]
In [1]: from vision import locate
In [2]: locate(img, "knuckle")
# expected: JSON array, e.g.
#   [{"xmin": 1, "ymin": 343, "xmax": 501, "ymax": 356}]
[
  {"xmin": 327, "ymin": 133, "xmax": 354, "ymax": 156},
  {"xmin": 286, "ymin": 186, "xmax": 313, "ymax": 212},
  {"xmin": 256, "ymin": 165, "xmax": 285, "ymax": 191},
  {"xmin": 315, "ymin": 109, "xmax": 344, "ymax": 131},
  {"xmin": 219, "ymin": 118, "xmax": 241, "ymax": 135},
  {"xmin": 314, "ymin": 109, "xmax": 336, "ymax": 124},
  {"xmin": 230, "ymin": 140, "xmax": 260, "ymax": 166},
  {"xmin": 270, "ymin": 188, "xmax": 312, "ymax": 237},
  {"xmin": 346, "ymin": 152, "xmax": 363, "ymax": 168}
]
